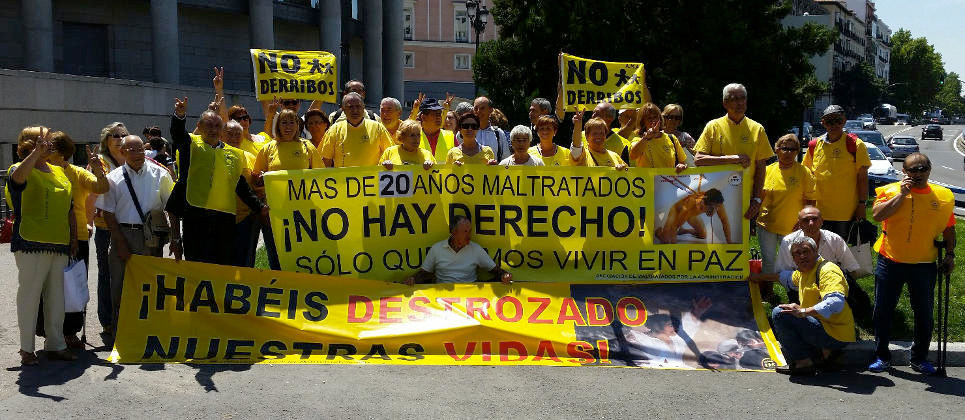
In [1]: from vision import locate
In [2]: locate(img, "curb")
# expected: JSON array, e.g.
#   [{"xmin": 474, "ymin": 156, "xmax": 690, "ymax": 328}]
[{"xmin": 837, "ymin": 340, "xmax": 965, "ymax": 367}]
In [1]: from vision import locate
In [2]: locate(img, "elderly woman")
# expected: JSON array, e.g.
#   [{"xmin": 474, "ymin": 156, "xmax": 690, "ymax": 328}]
[
  {"xmin": 447, "ymin": 113, "xmax": 497, "ymax": 166},
  {"xmin": 6, "ymin": 127, "xmax": 78, "ymax": 365},
  {"xmin": 89, "ymin": 122, "xmax": 127, "ymax": 334},
  {"xmin": 760, "ymin": 236, "xmax": 855, "ymax": 375},
  {"xmin": 628, "ymin": 102, "xmax": 687, "ymax": 172},
  {"xmin": 254, "ymin": 109, "xmax": 319, "ymax": 270},
  {"xmin": 222, "ymin": 120, "xmax": 260, "ymax": 268},
  {"xmin": 381, "ymin": 120, "xmax": 435, "ymax": 170},
  {"xmin": 528, "ymin": 115, "xmax": 573, "ymax": 166},
  {"xmin": 499, "ymin": 125, "xmax": 545, "ymax": 166},
  {"xmin": 757, "ymin": 134, "xmax": 818, "ymax": 275},
  {"xmin": 571, "ymin": 113, "xmax": 627, "ymax": 169},
  {"xmin": 662, "ymin": 104, "xmax": 696, "ymax": 153},
  {"xmin": 304, "ymin": 109, "xmax": 330, "ymax": 149},
  {"xmin": 227, "ymin": 105, "xmax": 266, "ymax": 155}
]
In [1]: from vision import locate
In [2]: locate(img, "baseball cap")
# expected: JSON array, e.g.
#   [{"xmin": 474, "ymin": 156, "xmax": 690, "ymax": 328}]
[
  {"xmin": 822, "ymin": 105, "xmax": 845, "ymax": 118},
  {"xmin": 420, "ymin": 98, "xmax": 444, "ymax": 113}
]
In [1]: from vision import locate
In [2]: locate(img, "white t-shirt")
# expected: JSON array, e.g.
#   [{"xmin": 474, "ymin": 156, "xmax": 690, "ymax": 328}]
[
  {"xmin": 499, "ymin": 155, "xmax": 545, "ymax": 166},
  {"xmin": 422, "ymin": 239, "xmax": 497, "ymax": 283},
  {"xmin": 776, "ymin": 229, "xmax": 860, "ymax": 275}
]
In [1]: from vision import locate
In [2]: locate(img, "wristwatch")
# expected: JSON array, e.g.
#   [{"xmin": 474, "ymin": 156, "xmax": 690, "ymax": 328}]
[{"xmin": 752, "ymin": 197, "xmax": 762, "ymax": 204}]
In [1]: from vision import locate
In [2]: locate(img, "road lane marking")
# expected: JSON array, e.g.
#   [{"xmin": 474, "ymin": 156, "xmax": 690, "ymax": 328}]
[{"xmin": 943, "ymin": 165, "xmax": 955, "ymax": 171}]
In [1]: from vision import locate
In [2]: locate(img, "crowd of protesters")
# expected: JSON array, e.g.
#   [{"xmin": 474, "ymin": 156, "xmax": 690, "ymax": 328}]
[{"xmin": 7, "ymin": 67, "xmax": 956, "ymax": 378}]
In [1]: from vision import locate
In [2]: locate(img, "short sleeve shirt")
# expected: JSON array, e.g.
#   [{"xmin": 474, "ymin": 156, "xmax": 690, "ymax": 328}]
[
  {"xmin": 629, "ymin": 133, "xmax": 687, "ymax": 168},
  {"xmin": 802, "ymin": 134, "xmax": 872, "ymax": 221},
  {"xmin": 528, "ymin": 145, "xmax": 574, "ymax": 166},
  {"xmin": 757, "ymin": 162, "xmax": 819, "ymax": 235},
  {"xmin": 446, "ymin": 145, "xmax": 496, "ymax": 165},
  {"xmin": 695, "ymin": 115, "xmax": 774, "ymax": 180},
  {"xmin": 380, "ymin": 145, "xmax": 435, "ymax": 165},
  {"xmin": 255, "ymin": 139, "xmax": 318, "ymax": 172},
  {"xmin": 317, "ymin": 119, "xmax": 392, "ymax": 167},
  {"xmin": 499, "ymin": 155, "xmax": 545, "ymax": 166},
  {"xmin": 421, "ymin": 240, "xmax": 497, "ymax": 283}
]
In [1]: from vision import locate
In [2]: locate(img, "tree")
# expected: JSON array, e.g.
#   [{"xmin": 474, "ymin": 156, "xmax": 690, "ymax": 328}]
[
  {"xmin": 934, "ymin": 72, "xmax": 965, "ymax": 116},
  {"xmin": 832, "ymin": 62, "xmax": 885, "ymax": 116},
  {"xmin": 474, "ymin": 0, "xmax": 836, "ymax": 134},
  {"xmin": 888, "ymin": 29, "xmax": 944, "ymax": 116}
]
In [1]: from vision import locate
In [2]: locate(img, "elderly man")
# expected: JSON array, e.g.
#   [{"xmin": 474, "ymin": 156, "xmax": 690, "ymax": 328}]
[
  {"xmin": 416, "ymin": 97, "xmax": 456, "ymax": 163},
  {"xmin": 168, "ymin": 98, "xmax": 267, "ymax": 265},
  {"xmin": 694, "ymin": 83, "xmax": 774, "ymax": 220},
  {"xmin": 473, "ymin": 97, "xmax": 510, "ymax": 160},
  {"xmin": 97, "ymin": 135, "xmax": 174, "ymax": 326},
  {"xmin": 803, "ymin": 105, "xmax": 871, "ymax": 239},
  {"xmin": 329, "ymin": 80, "xmax": 380, "ymax": 123},
  {"xmin": 380, "ymin": 97, "xmax": 403, "ymax": 141},
  {"xmin": 868, "ymin": 153, "xmax": 955, "ymax": 374},
  {"xmin": 763, "ymin": 235, "xmax": 855, "ymax": 376},
  {"xmin": 405, "ymin": 215, "xmax": 512, "ymax": 285},
  {"xmin": 317, "ymin": 92, "xmax": 393, "ymax": 168}
]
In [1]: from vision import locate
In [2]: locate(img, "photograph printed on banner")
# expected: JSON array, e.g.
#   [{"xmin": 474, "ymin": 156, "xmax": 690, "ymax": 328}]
[
  {"xmin": 653, "ymin": 171, "xmax": 743, "ymax": 245},
  {"xmin": 572, "ymin": 282, "xmax": 776, "ymax": 371}
]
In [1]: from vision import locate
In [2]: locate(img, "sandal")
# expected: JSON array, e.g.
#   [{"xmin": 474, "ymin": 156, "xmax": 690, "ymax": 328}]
[{"xmin": 19, "ymin": 350, "xmax": 39, "ymax": 366}]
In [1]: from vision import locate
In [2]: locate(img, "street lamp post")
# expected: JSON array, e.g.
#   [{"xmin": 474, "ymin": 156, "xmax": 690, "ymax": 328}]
[{"xmin": 466, "ymin": 0, "xmax": 489, "ymax": 97}]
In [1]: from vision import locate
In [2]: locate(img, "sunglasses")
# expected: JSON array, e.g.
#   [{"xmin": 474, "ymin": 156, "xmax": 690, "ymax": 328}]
[
  {"xmin": 823, "ymin": 117, "xmax": 844, "ymax": 125},
  {"xmin": 235, "ymin": 115, "xmax": 251, "ymax": 121},
  {"xmin": 461, "ymin": 123, "xmax": 480, "ymax": 130},
  {"xmin": 110, "ymin": 133, "xmax": 125, "ymax": 138},
  {"xmin": 778, "ymin": 147, "xmax": 799, "ymax": 152},
  {"xmin": 663, "ymin": 115, "xmax": 682, "ymax": 121},
  {"xmin": 905, "ymin": 165, "xmax": 930, "ymax": 173}
]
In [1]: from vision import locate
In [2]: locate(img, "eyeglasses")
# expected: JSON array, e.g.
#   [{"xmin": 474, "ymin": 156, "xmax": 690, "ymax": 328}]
[
  {"xmin": 906, "ymin": 165, "xmax": 930, "ymax": 173},
  {"xmin": 778, "ymin": 147, "xmax": 799, "ymax": 152},
  {"xmin": 663, "ymin": 115, "xmax": 682, "ymax": 121},
  {"xmin": 461, "ymin": 123, "xmax": 480, "ymax": 130},
  {"xmin": 235, "ymin": 115, "xmax": 250, "ymax": 121}
]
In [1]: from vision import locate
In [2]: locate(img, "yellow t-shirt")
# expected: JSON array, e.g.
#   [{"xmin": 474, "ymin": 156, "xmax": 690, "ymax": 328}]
[
  {"xmin": 446, "ymin": 144, "xmax": 496, "ymax": 165},
  {"xmin": 694, "ymin": 115, "xmax": 774, "ymax": 181},
  {"xmin": 237, "ymin": 136, "xmax": 262, "ymax": 156},
  {"xmin": 236, "ymin": 149, "xmax": 257, "ymax": 223},
  {"xmin": 380, "ymin": 145, "xmax": 435, "ymax": 165},
  {"xmin": 802, "ymin": 134, "xmax": 872, "ymax": 221},
  {"xmin": 604, "ymin": 131, "xmax": 629, "ymax": 157},
  {"xmin": 577, "ymin": 148, "xmax": 625, "ymax": 168},
  {"xmin": 628, "ymin": 133, "xmax": 686, "ymax": 168},
  {"xmin": 317, "ymin": 119, "xmax": 392, "ymax": 168},
  {"xmin": 5, "ymin": 163, "xmax": 72, "ymax": 245},
  {"xmin": 63, "ymin": 164, "xmax": 100, "ymax": 241},
  {"xmin": 757, "ymin": 162, "xmax": 819, "ymax": 235},
  {"xmin": 255, "ymin": 139, "xmax": 319, "ymax": 173},
  {"xmin": 527, "ymin": 145, "xmax": 574, "ymax": 166},
  {"xmin": 873, "ymin": 183, "xmax": 956, "ymax": 263},
  {"xmin": 793, "ymin": 259, "xmax": 855, "ymax": 343}
]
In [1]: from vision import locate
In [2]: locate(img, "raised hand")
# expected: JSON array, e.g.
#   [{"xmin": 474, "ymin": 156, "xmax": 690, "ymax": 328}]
[
  {"xmin": 86, "ymin": 145, "xmax": 105, "ymax": 175},
  {"xmin": 443, "ymin": 92, "xmax": 454, "ymax": 109},
  {"xmin": 208, "ymin": 93, "xmax": 225, "ymax": 113},
  {"xmin": 413, "ymin": 92, "xmax": 426, "ymax": 109},
  {"xmin": 174, "ymin": 97, "xmax": 188, "ymax": 118},
  {"xmin": 268, "ymin": 96, "xmax": 282, "ymax": 115},
  {"xmin": 212, "ymin": 66, "xmax": 224, "ymax": 92}
]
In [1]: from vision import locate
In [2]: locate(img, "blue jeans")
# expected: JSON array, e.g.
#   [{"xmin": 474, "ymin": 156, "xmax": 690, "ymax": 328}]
[
  {"xmin": 262, "ymin": 221, "xmax": 281, "ymax": 270},
  {"xmin": 233, "ymin": 215, "xmax": 261, "ymax": 268},
  {"xmin": 771, "ymin": 306, "xmax": 847, "ymax": 362},
  {"xmin": 94, "ymin": 227, "xmax": 112, "ymax": 328},
  {"xmin": 873, "ymin": 255, "xmax": 936, "ymax": 362},
  {"xmin": 757, "ymin": 227, "xmax": 783, "ymax": 274}
]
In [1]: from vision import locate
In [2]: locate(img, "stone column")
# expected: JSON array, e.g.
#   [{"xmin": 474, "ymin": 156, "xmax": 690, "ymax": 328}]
[
  {"xmin": 150, "ymin": 0, "xmax": 180, "ymax": 84},
  {"xmin": 21, "ymin": 0, "xmax": 54, "ymax": 72},
  {"xmin": 362, "ymin": 0, "xmax": 383, "ymax": 103},
  {"xmin": 249, "ymin": 0, "xmax": 274, "ymax": 49},
  {"xmin": 382, "ymin": 0, "xmax": 404, "ymax": 101},
  {"xmin": 318, "ymin": 0, "xmax": 342, "ymax": 84}
]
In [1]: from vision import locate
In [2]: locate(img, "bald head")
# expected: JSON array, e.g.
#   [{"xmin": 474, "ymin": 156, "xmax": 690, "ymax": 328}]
[
  {"xmin": 342, "ymin": 92, "xmax": 365, "ymax": 125},
  {"xmin": 797, "ymin": 205, "xmax": 823, "ymax": 235},
  {"xmin": 473, "ymin": 96, "xmax": 493, "ymax": 123},
  {"xmin": 593, "ymin": 102, "xmax": 617, "ymax": 126},
  {"xmin": 198, "ymin": 110, "xmax": 224, "ymax": 144},
  {"xmin": 121, "ymin": 135, "xmax": 145, "ymax": 171}
]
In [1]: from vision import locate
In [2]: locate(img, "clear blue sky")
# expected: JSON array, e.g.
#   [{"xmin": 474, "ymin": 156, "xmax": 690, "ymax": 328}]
[{"xmin": 874, "ymin": 0, "xmax": 965, "ymax": 95}]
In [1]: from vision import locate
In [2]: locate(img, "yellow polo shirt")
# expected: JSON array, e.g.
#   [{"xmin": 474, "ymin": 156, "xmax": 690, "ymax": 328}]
[
  {"xmin": 527, "ymin": 145, "xmax": 574, "ymax": 166},
  {"xmin": 446, "ymin": 145, "xmax": 496, "ymax": 165},
  {"xmin": 255, "ymin": 139, "xmax": 319, "ymax": 172},
  {"xmin": 803, "ymin": 134, "xmax": 872, "ymax": 221},
  {"xmin": 317, "ymin": 119, "xmax": 392, "ymax": 168},
  {"xmin": 695, "ymin": 115, "xmax": 774, "ymax": 181},
  {"xmin": 62, "ymin": 164, "xmax": 101, "ymax": 241},
  {"xmin": 628, "ymin": 133, "xmax": 686, "ymax": 168},
  {"xmin": 794, "ymin": 259, "xmax": 855, "ymax": 343},
  {"xmin": 757, "ymin": 162, "xmax": 818, "ymax": 235},
  {"xmin": 576, "ymin": 148, "xmax": 625, "ymax": 168},
  {"xmin": 380, "ymin": 145, "xmax": 435, "ymax": 165},
  {"xmin": 874, "ymin": 183, "xmax": 955, "ymax": 263}
]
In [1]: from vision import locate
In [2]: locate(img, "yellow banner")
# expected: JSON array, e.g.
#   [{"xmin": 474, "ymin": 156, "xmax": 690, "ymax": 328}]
[
  {"xmin": 250, "ymin": 49, "xmax": 337, "ymax": 102},
  {"xmin": 262, "ymin": 165, "xmax": 750, "ymax": 283},
  {"xmin": 111, "ymin": 256, "xmax": 783, "ymax": 369},
  {"xmin": 560, "ymin": 53, "xmax": 651, "ymax": 112}
]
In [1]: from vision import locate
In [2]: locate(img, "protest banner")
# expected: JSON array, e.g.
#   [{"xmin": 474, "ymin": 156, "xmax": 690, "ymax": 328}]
[
  {"xmin": 262, "ymin": 165, "xmax": 750, "ymax": 283},
  {"xmin": 111, "ymin": 256, "xmax": 784, "ymax": 370},
  {"xmin": 559, "ymin": 53, "xmax": 651, "ymax": 112},
  {"xmin": 250, "ymin": 49, "xmax": 337, "ymax": 102}
]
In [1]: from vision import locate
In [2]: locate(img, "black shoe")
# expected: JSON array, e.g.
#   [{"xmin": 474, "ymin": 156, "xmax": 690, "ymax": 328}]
[{"xmin": 775, "ymin": 363, "xmax": 817, "ymax": 376}]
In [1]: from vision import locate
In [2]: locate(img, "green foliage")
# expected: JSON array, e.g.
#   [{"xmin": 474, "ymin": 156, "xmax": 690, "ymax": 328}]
[
  {"xmin": 474, "ymin": 0, "xmax": 835, "ymax": 133},
  {"xmin": 934, "ymin": 72, "xmax": 965, "ymax": 116},
  {"xmin": 832, "ymin": 62, "xmax": 886, "ymax": 116},
  {"xmin": 888, "ymin": 29, "xmax": 945, "ymax": 116}
]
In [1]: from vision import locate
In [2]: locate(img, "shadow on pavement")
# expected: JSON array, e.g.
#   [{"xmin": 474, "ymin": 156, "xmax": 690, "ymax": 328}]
[
  {"xmin": 186, "ymin": 363, "xmax": 253, "ymax": 392},
  {"xmin": 789, "ymin": 370, "xmax": 896, "ymax": 394},
  {"xmin": 6, "ymin": 349, "xmax": 114, "ymax": 401},
  {"xmin": 888, "ymin": 368, "xmax": 965, "ymax": 397}
]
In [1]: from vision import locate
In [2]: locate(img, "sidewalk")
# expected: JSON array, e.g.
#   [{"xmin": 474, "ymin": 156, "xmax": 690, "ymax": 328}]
[{"xmin": 839, "ymin": 341, "xmax": 965, "ymax": 367}]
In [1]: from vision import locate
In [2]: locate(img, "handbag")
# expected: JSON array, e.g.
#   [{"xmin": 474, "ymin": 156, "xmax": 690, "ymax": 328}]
[
  {"xmin": 123, "ymin": 168, "xmax": 169, "ymax": 249},
  {"xmin": 847, "ymin": 221, "xmax": 875, "ymax": 278},
  {"xmin": 63, "ymin": 259, "xmax": 89, "ymax": 313},
  {"xmin": 0, "ymin": 215, "xmax": 12, "ymax": 243}
]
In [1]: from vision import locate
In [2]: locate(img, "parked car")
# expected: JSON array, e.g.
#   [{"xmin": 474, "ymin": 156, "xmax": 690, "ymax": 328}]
[
  {"xmin": 789, "ymin": 122, "xmax": 814, "ymax": 143},
  {"xmin": 953, "ymin": 115, "xmax": 965, "ymax": 124},
  {"xmin": 887, "ymin": 136, "xmax": 920, "ymax": 159},
  {"xmin": 921, "ymin": 124, "xmax": 943, "ymax": 139},
  {"xmin": 851, "ymin": 130, "xmax": 893, "ymax": 156},
  {"xmin": 844, "ymin": 120, "xmax": 864, "ymax": 131},
  {"xmin": 866, "ymin": 144, "xmax": 900, "ymax": 191},
  {"xmin": 859, "ymin": 116, "xmax": 876, "ymax": 130}
]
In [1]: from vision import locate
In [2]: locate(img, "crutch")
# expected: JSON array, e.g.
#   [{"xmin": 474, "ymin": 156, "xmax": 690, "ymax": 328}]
[{"xmin": 934, "ymin": 240, "xmax": 949, "ymax": 377}]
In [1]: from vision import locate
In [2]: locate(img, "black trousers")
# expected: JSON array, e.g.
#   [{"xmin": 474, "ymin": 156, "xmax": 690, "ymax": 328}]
[{"xmin": 183, "ymin": 207, "xmax": 236, "ymax": 265}]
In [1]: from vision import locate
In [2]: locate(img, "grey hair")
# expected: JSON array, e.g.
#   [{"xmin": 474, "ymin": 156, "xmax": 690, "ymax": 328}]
[
  {"xmin": 722, "ymin": 83, "xmax": 747, "ymax": 101},
  {"xmin": 200, "ymin": 110, "xmax": 222, "ymax": 121},
  {"xmin": 597, "ymin": 101, "xmax": 617, "ymax": 120},
  {"xmin": 454, "ymin": 102, "xmax": 474, "ymax": 117},
  {"xmin": 225, "ymin": 119, "xmax": 243, "ymax": 131},
  {"xmin": 531, "ymin": 97, "xmax": 552, "ymax": 114},
  {"xmin": 789, "ymin": 235, "xmax": 817, "ymax": 252},
  {"xmin": 509, "ymin": 125, "xmax": 532, "ymax": 142},
  {"xmin": 342, "ymin": 92, "xmax": 363, "ymax": 105},
  {"xmin": 381, "ymin": 97, "xmax": 402, "ymax": 111},
  {"xmin": 450, "ymin": 214, "xmax": 471, "ymax": 232}
]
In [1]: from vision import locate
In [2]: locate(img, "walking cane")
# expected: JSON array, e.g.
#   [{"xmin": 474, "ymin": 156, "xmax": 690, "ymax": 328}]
[{"xmin": 934, "ymin": 240, "xmax": 949, "ymax": 378}]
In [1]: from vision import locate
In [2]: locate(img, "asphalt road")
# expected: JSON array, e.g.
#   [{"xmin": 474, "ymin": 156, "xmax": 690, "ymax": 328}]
[
  {"xmin": 878, "ymin": 123, "xmax": 965, "ymax": 189},
  {"xmin": 1, "ymin": 243, "xmax": 963, "ymax": 417}
]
